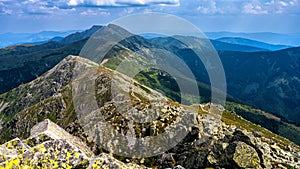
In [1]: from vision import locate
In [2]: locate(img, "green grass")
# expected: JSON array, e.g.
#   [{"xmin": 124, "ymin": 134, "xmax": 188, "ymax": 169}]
[
  {"xmin": 281, "ymin": 163, "xmax": 297, "ymax": 169},
  {"xmin": 103, "ymin": 57, "xmax": 123, "ymax": 70},
  {"xmin": 225, "ymin": 102, "xmax": 300, "ymax": 146},
  {"xmin": 222, "ymin": 108, "xmax": 299, "ymax": 149}
]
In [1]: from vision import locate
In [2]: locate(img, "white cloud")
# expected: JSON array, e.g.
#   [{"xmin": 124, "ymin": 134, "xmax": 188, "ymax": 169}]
[
  {"xmin": 279, "ymin": 1, "xmax": 288, "ymax": 7},
  {"xmin": 243, "ymin": 3, "xmax": 268, "ymax": 14},
  {"xmin": 264, "ymin": 0, "xmax": 298, "ymax": 14},
  {"xmin": 196, "ymin": 0, "xmax": 223, "ymax": 14},
  {"xmin": 241, "ymin": 0, "xmax": 298, "ymax": 14},
  {"xmin": 193, "ymin": 0, "xmax": 298, "ymax": 15},
  {"xmin": 2, "ymin": 8, "xmax": 12, "ymax": 14},
  {"xmin": 289, "ymin": 0, "xmax": 297, "ymax": 5},
  {"xmin": 196, "ymin": 6, "xmax": 209, "ymax": 14},
  {"xmin": 67, "ymin": 0, "xmax": 179, "ymax": 7},
  {"xmin": 80, "ymin": 8, "xmax": 110, "ymax": 16},
  {"xmin": 68, "ymin": 0, "xmax": 117, "ymax": 6},
  {"xmin": 80, "ymin": 9, "xmax": 96, "ymax": 15},
  {"xmin": 0, "ymin": 0, "xmax": 298, "ymax": 17},
  {"xmin": 68, "ymin": 0, "xmax": 82, "ymax": 6}
]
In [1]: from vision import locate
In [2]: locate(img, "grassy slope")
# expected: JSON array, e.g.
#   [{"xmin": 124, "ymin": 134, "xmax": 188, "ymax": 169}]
[{"xmin": 104, "ymin": 58, "xmax": 300, "ymax": 146}]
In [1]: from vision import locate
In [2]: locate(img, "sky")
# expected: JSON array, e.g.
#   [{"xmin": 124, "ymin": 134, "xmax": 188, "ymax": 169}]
[{"xmin": 0, "ymin": 0, "xmax": 299, "ymax": 34}]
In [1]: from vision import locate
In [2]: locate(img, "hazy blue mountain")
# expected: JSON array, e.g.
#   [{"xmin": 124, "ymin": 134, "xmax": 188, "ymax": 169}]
[
  {"xmin": 16, "ymin": 36, "xmax": 65, "ymax": 46},
  {"xmin": 139, "ymin": 33, "xmax": 167, "ymax": 39},
  {"xmin": 0, "ymin": 30, "xmax": 79, "ymax": 48},
  {"xmin": 205, "ymin": 31, "xmax": 300, "ymax": 46},
  {"xmin": 216, "ymin": 37, "xmax": 291, "ymax": 51},
  {"xmin": 210, "ymin": 39, "xmax": 267, "ymax": 52},
  {"xmin": 49, "ymin": 36, "xmax": 64, "ymax": 42}
]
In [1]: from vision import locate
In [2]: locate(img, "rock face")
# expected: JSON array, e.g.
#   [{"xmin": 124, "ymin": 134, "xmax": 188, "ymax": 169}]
[
  {"xmin": 166, "ymin": 115, "xmax": 300, "ymax": 169},
  {"xmin": 0, "ymin": 119, "xmax": 146, "ymax": 169},
  {"xmin": 30, "ymin": 119, "xmax": 93, "ymax": 157},
  {"xmin": 0, "ymin": 55, "xmax": 300, "ymax": 169},
  {"xmin": 232, "ymin": 141, "xmax": 260, "ymax": 168}
]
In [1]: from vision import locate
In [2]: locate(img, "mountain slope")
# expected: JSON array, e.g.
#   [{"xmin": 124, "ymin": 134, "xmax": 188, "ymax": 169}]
[
  {"xmin": 0, "ymin": 40, "xmax": 84, "ymax": 94},
  {"xmin": 0, "ymin": 55, "xmax": 299, "ymax": 168},
  {"xmin": 0, "ymin": 25, "xmax": 102, "ymax": 94},
  {"xmin": 60, "ymin": 25, "xmax": 102, "ymax": 45},
  {"xmin": 219, "ymin": 47, "xmax": 300, "ymax": 124},
  {"xmin": 149, "ymin": 34, "xmax": 300, "ymax": 125},
  {"xmin": 99, "ymin": 29, "xmax": 300, "ymax": 145}
]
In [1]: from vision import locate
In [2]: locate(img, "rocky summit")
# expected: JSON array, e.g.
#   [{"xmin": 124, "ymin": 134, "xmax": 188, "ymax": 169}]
[{"xmin": 0, "ymin": 55, "xmax": 300, "ymax": 169}]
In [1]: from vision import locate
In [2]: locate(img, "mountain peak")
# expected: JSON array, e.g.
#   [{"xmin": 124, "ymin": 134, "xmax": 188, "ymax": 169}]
[
  {"xmin": 101, "ymin": 23, "xmax": 133, "ymax": 37},
  {"xmin": 60, "ymin": 25, "xmax": 103, "ymax": 45},
  {"xmin": 90, "ymin": 25, "xmax": 102, "ymax": 29}
]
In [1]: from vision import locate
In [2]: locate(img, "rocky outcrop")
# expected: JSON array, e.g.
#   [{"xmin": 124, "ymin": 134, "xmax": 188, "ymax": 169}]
[
  {"xmin": 0, "ymin": 119, "xmax": 146, "ymax": 169},
  {"xmin": 29, "ymin": 119, "xmax": 93, "ymax": 157},
  {"xmin": 154, "ymin": 111, "xmax": 300, "ymax": 169}
]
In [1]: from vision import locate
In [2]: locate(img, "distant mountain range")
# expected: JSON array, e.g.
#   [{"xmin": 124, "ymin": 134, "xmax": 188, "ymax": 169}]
[
  {"xmin": 2, "ymin": 29, "xmax": 299, "ymax": 51},
  {"xmin": 216, "ymin": 37, "xmax": 291, "ymax": 51},
  {"xmin": 211, "ymin": 39, "xmax": 268, "ymax": 52},
  {"xmin": 0, "ymin": 30, "xmax": 80, "ymax": 48},
  {"xmin": 205, "ymin": 31, "xmax": 300, "ymax": 47}
]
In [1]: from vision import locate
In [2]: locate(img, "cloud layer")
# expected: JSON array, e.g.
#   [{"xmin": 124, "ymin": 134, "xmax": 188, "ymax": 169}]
[
  {"xmin": 0, "ymin": 0, "xmax": 299, "ymax": 34},
  {"xmin": 243, "ymin": 0, "xmax": 298, "ymax": 14},
  {"xmin": 194, "ymin": 0, "xmax": 298, "ymax": 15},
  {"xmin": 67, "ymin": 0, "xmax": 180, "ymax": 7},
  {"xmin": 0, "ymin": 0, "xmax": 298, "ymax": 16}
]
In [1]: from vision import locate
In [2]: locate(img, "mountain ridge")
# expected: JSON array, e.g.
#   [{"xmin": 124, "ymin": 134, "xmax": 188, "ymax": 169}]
[{"xmin": 0, "ymin": 25, "xmax": 102, "ymax": 94}]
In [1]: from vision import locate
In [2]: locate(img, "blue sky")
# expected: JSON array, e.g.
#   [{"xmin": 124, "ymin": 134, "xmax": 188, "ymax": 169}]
[{"xmin": 0, "ymin": 0, "xmax": 299, "ymax": 33}]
